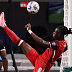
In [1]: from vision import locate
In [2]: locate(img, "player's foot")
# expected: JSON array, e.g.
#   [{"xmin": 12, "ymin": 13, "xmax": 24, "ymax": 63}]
[
  {"xmin": 0, "ymin": 15, "xmax": 2, "ymax": 25},
  {"xmin": 0, "ymin": 12, "xmax": 6, "ymax": 27}
]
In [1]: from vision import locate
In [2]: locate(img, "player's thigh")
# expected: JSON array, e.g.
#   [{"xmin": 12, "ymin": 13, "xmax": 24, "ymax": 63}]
[
  {"xmin": 1, "ymin": 50, "xmax": 7, "ymax": 59},
  {"xmin": 21, "ymin": 42, "xmax": 32, "ymax": 55},
  {"xmin": 26, "ymin": 48, "xmax": 39, "ymax": 66}
]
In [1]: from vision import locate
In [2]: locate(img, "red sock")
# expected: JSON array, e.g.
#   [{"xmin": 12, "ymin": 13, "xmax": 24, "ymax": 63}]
[{"xmin": 4, "ymin": 26, "xmax": 25, "ymax": 45}]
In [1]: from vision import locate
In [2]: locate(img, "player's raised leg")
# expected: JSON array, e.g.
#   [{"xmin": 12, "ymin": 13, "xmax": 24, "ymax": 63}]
[
  {"xmin": 0, "ymin": 12, "xmax": 40, "ymax": 67},
  {"xmin": 0, "ymin": 12, "xmax": 32, "ymax": 55}
]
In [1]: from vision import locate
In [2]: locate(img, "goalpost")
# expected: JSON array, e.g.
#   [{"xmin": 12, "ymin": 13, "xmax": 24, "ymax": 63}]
[
  {"xmin": 60, "ymin": 0, "xmax": 72, "ymax": 72},
  {"xmin": 67, "ymin": 0, "xmax": 72, "ymax": 66}
]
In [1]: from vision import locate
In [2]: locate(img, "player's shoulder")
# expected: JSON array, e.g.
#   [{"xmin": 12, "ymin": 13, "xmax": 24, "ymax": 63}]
[
  {"xmin": 51, "ymin": 40, "xmax": 59, "ymax": 45},
  {"xmin": 50, "ymin": 40, "xmax": 67, "ymax": 47},
  {"xmin": 59, "ymin": 40, "xmax": 67, "ymax": 48},
  {"xmin": 50, "ymin": 40, "xmax": 67, "ymax": 50},
  {"xmin": 59, "ymin": 40, "xmax": 67, "ymax": 44},
  {"xmin": 50, "ymin": 40, "xmax": 59, "ymax": 48}
]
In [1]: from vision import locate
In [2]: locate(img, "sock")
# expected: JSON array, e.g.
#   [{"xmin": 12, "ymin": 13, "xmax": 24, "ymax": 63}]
[{"xmin": 4, "ymin": 26, "xmax": 25, "ymax": 46}]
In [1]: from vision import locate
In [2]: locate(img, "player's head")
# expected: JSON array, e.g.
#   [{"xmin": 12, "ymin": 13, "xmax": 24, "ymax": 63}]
[{"xmin": 53, "ymin": 26, "xmax": 71, "ymax": 40}]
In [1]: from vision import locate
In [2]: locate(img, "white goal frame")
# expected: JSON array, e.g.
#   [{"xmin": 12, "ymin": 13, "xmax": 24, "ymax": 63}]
[{"xmin": 60, "ymin": 0, "xmax": 72, "ymax": 72}]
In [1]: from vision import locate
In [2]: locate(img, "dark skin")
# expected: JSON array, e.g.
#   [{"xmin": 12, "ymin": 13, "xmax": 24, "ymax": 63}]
[
  {"xmin": 53, "ymin": 28, "xmax": 64, "ymax": 40},
  {"xmin": 1, "ymin": 50, "xmax": 8, "ymax": 72},
  {"xmin": 20, "ymin": 23, "xmax": 64, "ymax": 55}
]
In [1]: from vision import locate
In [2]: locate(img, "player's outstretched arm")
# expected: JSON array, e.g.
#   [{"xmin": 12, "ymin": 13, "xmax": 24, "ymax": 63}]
[{"xmin": 25, "ymin": 23, "xmax": 50, "ymax": 47}]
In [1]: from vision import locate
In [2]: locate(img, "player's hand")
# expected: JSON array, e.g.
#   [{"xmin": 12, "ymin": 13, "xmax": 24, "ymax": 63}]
[
  {"xmin": 0, "ymin": 12, "xmax": 6, "ymax": 27},
  {"xmin": 25, "ymin": 23, "xmax": 31, "ymax": 31}
]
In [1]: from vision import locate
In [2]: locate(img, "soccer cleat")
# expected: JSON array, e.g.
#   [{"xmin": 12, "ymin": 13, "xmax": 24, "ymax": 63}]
[{"xmin": 0, "ymin": 12, "xmax": 6, "ymax": 27}]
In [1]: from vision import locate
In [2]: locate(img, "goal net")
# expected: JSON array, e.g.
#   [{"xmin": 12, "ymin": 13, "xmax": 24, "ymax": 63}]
[
  {"xmin": 60, "ymin": 0, "xmax": 72, "ymax": 72},
  {"xmin": 60, "ymin": 50, "xmax": 69, "ymax": 72}
]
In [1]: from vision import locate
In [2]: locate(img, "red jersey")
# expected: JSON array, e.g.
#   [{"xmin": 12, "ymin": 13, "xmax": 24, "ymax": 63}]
[
  {"xmin": 26, "ymin": 40, "xmax": 67, "ymax": 72},
  {"xmin": 44, "ymin": 40, "xmax": 67, "ymax": 72}
]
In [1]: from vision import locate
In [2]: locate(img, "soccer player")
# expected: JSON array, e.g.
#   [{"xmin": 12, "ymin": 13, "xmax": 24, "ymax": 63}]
[
  {"xmin": 0, "ymin": 12, "xmax": 71, "ymax": 72},
  {"xmin": 0, "ymin": 40, "xmax": 8, "ymax": 72}
]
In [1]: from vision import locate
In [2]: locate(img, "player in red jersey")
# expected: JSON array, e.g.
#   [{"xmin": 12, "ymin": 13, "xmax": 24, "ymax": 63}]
[{"xmin": 0, "ymin": 12, "xmax": 71, "ymax": 72}]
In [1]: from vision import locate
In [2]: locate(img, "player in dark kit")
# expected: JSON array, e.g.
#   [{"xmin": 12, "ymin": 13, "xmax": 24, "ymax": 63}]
[{"xmin": 0, "ymin": 12, "xmax": 71, "ymax": 72}]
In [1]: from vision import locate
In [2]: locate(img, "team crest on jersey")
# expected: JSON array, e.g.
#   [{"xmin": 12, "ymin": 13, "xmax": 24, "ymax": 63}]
[{"xmin": 52, "ymin": 42, "xmax": 56, "ymax": 46}]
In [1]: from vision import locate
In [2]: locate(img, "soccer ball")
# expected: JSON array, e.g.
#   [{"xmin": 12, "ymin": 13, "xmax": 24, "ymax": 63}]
[{"xmin": 27, "ymin": 1, "xmax": 40, "ymax": 14}]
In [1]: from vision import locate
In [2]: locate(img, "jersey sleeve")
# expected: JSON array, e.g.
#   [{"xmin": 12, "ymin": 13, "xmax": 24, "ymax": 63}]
[{"xmin": 50, "ymin": 40, "xmax": 59, "ymax": 50}]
